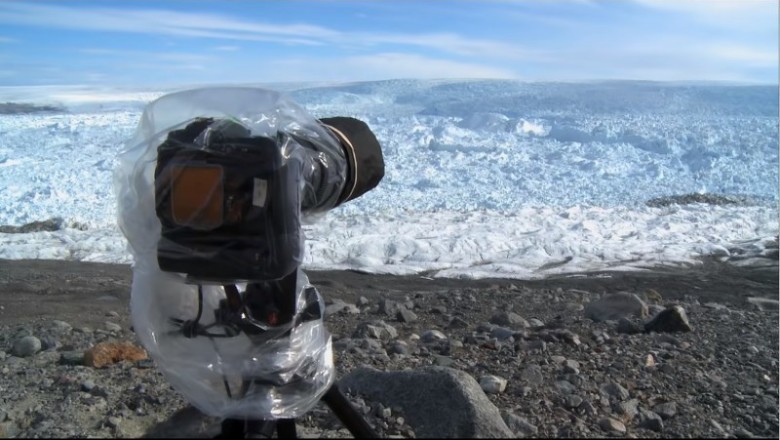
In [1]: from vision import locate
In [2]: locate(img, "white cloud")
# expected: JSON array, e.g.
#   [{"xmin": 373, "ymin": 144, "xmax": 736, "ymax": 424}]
[
  {"xmin": 0, "ymin": 2, "xmax": 331, "ymax": 45},
  {"xmin": 213, "ymin": 45, "xmax": 240, "ymax": 52},
  {"xmin": 0, "ymin": 36, "xmax": 16, "ymax": 43},
  {"xmin": 357, "ymin": 32, "xmax": 545, "ymax": 60},
  {"xmin": 265, "ymin": 53, "xmax": 517, "ymax": 82},
  {"xmin": 535, "ymin": 34, "xmax": 777, "ymax": 83},
  {"xmin": 0, "ymin": 2, "xmax": 538, "ymax": 60},
  {"xmin": 632, "ymin": 0, "xmax": 778, "ymax": 28},
  {"xmin": 345, "ymin": 53, "xmax": 517, "ymax": 79},
  {"xmin": 710, "ymin": 43, "xmax": 777, "ymax": 67},
  {"xmin": 78, "ymin": 48, "xmax": 217, "ymax": 64}
]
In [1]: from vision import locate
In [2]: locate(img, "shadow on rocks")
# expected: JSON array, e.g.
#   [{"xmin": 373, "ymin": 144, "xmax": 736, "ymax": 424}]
[{"xmin": 143, "ymin": 406, "xmax": 221, "ymax": 439}]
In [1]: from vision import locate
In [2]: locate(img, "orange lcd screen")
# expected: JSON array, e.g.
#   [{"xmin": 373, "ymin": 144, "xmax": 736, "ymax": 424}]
[{"xmin": 170, "ymin": 164, "xmax": 224, "ymax": 230}]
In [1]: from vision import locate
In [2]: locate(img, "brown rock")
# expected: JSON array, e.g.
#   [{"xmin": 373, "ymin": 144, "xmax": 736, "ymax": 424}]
[{"xmin": 84, "ymin": 341, "xmax": 147, "ymax": 368}]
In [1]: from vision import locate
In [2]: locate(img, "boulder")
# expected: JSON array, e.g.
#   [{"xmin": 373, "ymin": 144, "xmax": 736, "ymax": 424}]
[
  {"xmin": 340, "ymin": 366, "xmax": 513, "ymax": 438},
  {"xmin": 585, "ymin": 292, "xmax": 648, "ymax": 322},
  {"xmin": 644, "ymin": 305, "xmax": 692, "ymax": 333}
]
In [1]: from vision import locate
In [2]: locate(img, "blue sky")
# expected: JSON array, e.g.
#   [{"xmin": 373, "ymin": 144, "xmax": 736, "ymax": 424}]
[{"xmin": 0, "ymin": 0, "xmax": 776, "ymax": 86}]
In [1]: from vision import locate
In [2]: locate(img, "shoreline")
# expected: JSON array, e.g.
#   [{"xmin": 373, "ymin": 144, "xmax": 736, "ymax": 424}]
[{"xmin": 0, "ymin": 256, "xmax": 775, "ymax": 311}]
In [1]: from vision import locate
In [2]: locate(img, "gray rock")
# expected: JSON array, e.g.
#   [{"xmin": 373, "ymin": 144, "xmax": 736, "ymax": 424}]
[
  {"xmin": 106, "ymin": 416, "xmax": 121, "ymax": 429},
  {"xmin": 378, "ymin": 299, "xmax": 402, "ymax": 317},
  {"xmin": 50, "ymin": 320, "xmax": 73, "ymax": 333},
  {"xmin": 11, "ymin": 335, "xmax": 41, "ymax": 357},
  {"xmin": 479, "ymin": 375, "xmax": 507, "ymax": 394},
  {"xmin": 357, "ymin": 296, "xmax": 370, "ymax": 307},
  {"xmin": 639, "ymin": 409, "xmax": 664, "ymax": 432},
  {"xmin": 0, "ymin": 421, "xmax": 21, "ymax": 438},
  {"xmin": 430, "ymin": 305, "xmax": 448, "ymax": 314},
  {"xmin": 550, "ymin": 355, "xmax": 566, "ymax": 364},
  {"xmin": 563, "ymin": 359, "xmax": 580, "ymax": 375},
  {"xmin": 352, "ymin": 320, "xmax": 398, "ymax": 341},
  {"xmin": 447, "ymin": 316, "xmax": 469, "ymax": 329},
  {"xmin": 616, "ymin": 317, "xmax": 643, "ymax": 334},
  {"xmin": 746, "ymin": 297, "xmax": 779, "ymax": 311},
  {"xmin": 39, "ymin": 336, "xmax": 61, "ymax": 351},
  {"xmin": 341, "ymin": 366, "xmax": 514, "ymax": 438},
  {"xmin": 396, "ymin": 308, "xmax": 418, "ymax": 323},
  {"xmin": 490, "ymin": 327, "xmax": 514, "ymax": 342},
  {"xmin": 645, "ymin": 305, "xmax": 692, "ymax": 333},
  {"xmin": 59, "ymin": 351, "xmax": 84, "ymax": 366},
  {"xmin": 489, "ymin": 311, "xmax": 528, "ymax": 328},
  {"xmin": 389, "ymin": 341, "xmax": 410, "ymax": 356},
  {"xmin": 600, "ymin": 381, "xmax": 630, "ymax": 401},
  {"xmin": 585, "ymin": 292, "xmax": 648, "ymax": 322},
  {"xmin": 554, "ymin": 380, "xmax": 577, "ymax": 395},
  {"xmin": 648, "ymin": 304, "xmax": 666, "ymax": 316},
  {"xmin": 521, "ymin": 364, "xmax": 544, "ymax": 386},
  {"xmin": 433, "ymin": 355, "xmax": 454, "ymax": 367},
  {"xmin": 80, "ymin": 380, "xmax": 96, "ymax": 392},
  {"xmin": 709, "ymin": 419, "xmax": 726, "ymax": 434},
  {"xmin": 476, "ymin": 322, "xmax": 495, "ymax": 333},
  {"xmin": 735, "ymin": 427, "xmax": 755, "ymax": 438},
  {"xmin": 598, "ymin": 417, "xmax": 626, "ymax": 434},
  {"xmin": 421, "ymin": 329, "xmax": 448, "ymax": 343},
  {"xmin": 517, "ymin": 340, "xmax": 546, "ymax": 352},
  {"xmin": 564, "ymin": 394, "xmax": 583, "ymax": 409},
  {"xmin": 501, "ymin": 411, "xmax": 538, "ymax": 437},
  {"xmin": 653, "ymin": 402, "xmax": 677, "ymax": 419},
  {"xmin": 553, "ymin": 329, "xmax": 582, "ymax": 346},
  {"xmin": 527, "ymin": 318, "xmax": 545, "ymax": 328},
  {"xmin": 104, "ymin": 322, "xmax": 122, "ymax": 333},
  {"xmin": 614, "ymin": 398, "xmax": 640, "ymax": 422},
  {"xmin": 325, "ymin": 299, "xmax": 360, "ymax": 317}
]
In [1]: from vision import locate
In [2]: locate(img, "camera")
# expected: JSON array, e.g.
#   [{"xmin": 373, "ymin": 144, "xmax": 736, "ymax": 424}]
[
  {"xmin": 116, "ymin": 87, "xmax": 384, "ymax": 421},
  {"xmin": 154, "ymin": 117, "xmax": 303, "ymax": 282}
]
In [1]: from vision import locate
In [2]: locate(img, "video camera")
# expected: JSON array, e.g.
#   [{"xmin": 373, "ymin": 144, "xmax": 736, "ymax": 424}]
[
  {"xmin": 154, "ymin": 117, "xmax": 303, "ymax": 281},
  {"xmin": 115, "ymin": 87, "xmax": 384, "ymax": 423},
  {"xmin": 154, "ymin": 115, "xmax": 382, "ymax": 283}
]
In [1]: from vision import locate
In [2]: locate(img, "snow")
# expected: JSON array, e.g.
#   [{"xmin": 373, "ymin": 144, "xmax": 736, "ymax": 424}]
[{"xmin": 0, "ymin": 79, "xmax": 777, "ymax": 279}]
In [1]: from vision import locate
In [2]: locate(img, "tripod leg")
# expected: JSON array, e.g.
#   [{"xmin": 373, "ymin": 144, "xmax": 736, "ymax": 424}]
[
  {"xmin": 215, "ymin": 418, "xmax": 276, "ymax": 439},
  {"xmin": 217, "ymin": 418, "xmax": 244, "ymax": 439},
  {"xmin": 276, "ymin": 419, "xmax": 298, "ymax": 438},
  {"xmin": 321, "ymin": 385, "xmax": 378, "ymax": 438}
]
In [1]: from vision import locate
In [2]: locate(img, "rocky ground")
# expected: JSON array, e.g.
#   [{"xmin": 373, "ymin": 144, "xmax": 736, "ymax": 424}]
[{"xmin": 0, "ymin": 258, "xmax": 777, "ymax": 438}]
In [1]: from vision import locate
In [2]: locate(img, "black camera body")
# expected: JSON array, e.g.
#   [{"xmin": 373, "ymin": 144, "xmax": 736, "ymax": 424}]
[{"xmin": 154, "ymin": 118, "xmax": 302, "ymax": 282}]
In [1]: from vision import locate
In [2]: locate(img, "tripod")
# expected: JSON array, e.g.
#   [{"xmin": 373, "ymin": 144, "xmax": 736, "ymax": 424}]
[
  {"xmin": 171, "ymin": 271, "xmax": 378, "ymax": 439},
  {"xmin": 216, "ymin": 383, "xmax": 377, "ymax": 438}
]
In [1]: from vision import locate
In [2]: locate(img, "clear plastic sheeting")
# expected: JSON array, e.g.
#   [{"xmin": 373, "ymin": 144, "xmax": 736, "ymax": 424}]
[{"xmin": 114, "ymin": 87, "xmax": 345, "ymax": 419}]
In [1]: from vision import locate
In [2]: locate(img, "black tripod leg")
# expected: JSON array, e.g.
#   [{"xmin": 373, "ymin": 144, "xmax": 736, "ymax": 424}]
[
  {"xmin": 216, "ymin": 418, "xmax": 276, "ymax": 439},
  {"xmin": 321, "ymin": 385, "xmax": 378, "ymax": 438},
  {"xmin": 217, "ymin": 418, "xmax": 244, "ymax": 439},
  {"xmin": 276, "ymin": 419, "xmax": 298, "ymax": 438}
]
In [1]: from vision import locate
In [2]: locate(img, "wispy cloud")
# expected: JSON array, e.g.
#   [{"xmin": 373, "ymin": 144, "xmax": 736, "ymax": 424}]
[
  {"xmin": 0, "ymin": 1, "xmax": 537, "ymax": 61},
  {"xmin": 632, "ymin": 0, "xmax": 778, "ymax": 28},
  {"xmin": 267, "ymin": 53, "xmax": 518, "ymax": 82},
  {"xmin": 0, "ymin": 2, "xmax": 332, "ymax": 45},
  {"xmin": 78, "ymin": 48, "xmax": 217, "ymax": 63},
  {"xmin": 0, "ymin": 36, "xmax": 17, "ymax": 43},
  {"xmin": 213, "ymin": 45, "xmax": 241, "ymax": 52},
  {"xmin": 356, "ymin": 32, "xmax": 546, "ymax": 60}
]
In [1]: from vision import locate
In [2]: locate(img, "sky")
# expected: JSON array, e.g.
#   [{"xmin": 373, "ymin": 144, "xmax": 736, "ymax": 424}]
[{"xmin": 0, "ymin": 0, "xmax": 777, "ymax": 87}]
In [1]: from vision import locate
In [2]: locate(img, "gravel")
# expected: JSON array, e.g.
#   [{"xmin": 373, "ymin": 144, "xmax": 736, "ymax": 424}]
[{"xmin": 0, "ymin": 265, "xmax": 778, "ymax": 438}]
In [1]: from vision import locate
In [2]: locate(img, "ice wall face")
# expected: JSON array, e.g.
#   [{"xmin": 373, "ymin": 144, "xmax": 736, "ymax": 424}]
[
  {"xmin": 0, "ymin": 80, "xmax": 776, "ymax": 278},
  {"xmin": 0, "ymin": 79, "xmax": 777, "ymax": 228},
  {"xmin": 291, "ymin": 80, "xmax": 778, "ymax": 213}
]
